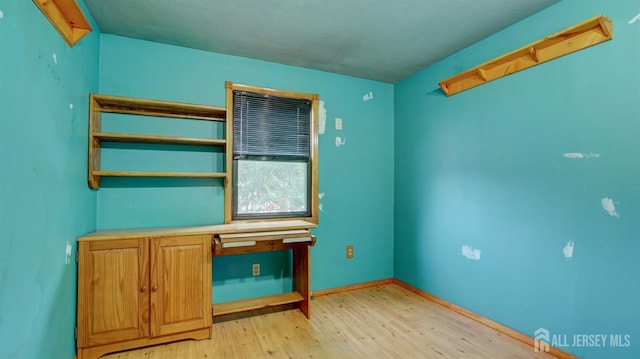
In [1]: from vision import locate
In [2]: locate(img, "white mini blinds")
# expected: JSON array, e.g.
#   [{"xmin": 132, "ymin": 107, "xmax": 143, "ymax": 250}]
[{"xmin": 232, "ymin": 91, "xmax": 311, "ymax": 160}]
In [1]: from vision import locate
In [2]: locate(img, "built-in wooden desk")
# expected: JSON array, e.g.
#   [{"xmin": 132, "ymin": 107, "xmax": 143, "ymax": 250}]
[
  {"xmin": 76, "ymin": 220, "xmax": 317, "ymax": 359},
  {"xmin": 212, "ymin": 224, "xmax": 317, "ymax": 320}
]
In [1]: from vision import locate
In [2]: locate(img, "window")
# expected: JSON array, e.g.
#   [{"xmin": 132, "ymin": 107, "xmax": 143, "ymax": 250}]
[{"xmin": 226, "ymin": 82, "xmax": 319, "ymax": 223}]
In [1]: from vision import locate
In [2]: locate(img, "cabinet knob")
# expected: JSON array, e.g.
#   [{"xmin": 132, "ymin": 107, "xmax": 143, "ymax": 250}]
[
  {"xmin": 151, "ymin": 285, "xmax": 158, "ymax": 292},
  {"xmin": 140, "ymin": 285, "xmax": 147, "ymax": 292}
]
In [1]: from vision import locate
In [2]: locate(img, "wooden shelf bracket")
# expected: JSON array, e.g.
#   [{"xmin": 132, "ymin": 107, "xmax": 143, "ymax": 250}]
[{"xmin": 439, "ymin": 15, "xmax": 613, "ymax": 96}]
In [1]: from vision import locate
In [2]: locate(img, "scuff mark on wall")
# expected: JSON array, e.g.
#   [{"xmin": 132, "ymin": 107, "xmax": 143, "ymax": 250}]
[
  {"xmin": 318, "ymin": 192, "xmax": 325, "ymax": 211},
  {"xmin": 461, "ymin": 245, "xmax": 481, "ymax": 260},
  {"xmin": 69, "ymin": 103, "xmax": 74, "ymax": 110},
  {"xmin": 563, "ymin": 152, "xmax": 601, "ymax": 159},
  {"xmin": 319, "ymin": 203, "xmax": 323, "ymax": 211},
  {"xmin": 563, "ymin": 241, "xmax": 574, "ymax": 259},
  {"xmin": 601, "ymin": 197, "xmax": 620, "ymax": 218},
  {"xmin": 53, "ymin": 53, "xmax": 57, "ymax": 65},
  {"xmin": 319, "ymin": 100, "xmax": 326, "ymax": 134},
  {"xmin": 629, "ymin": 12, "xmax": 640, "ymax": 24},
  {"xmin": 65, "ymin": 241, "xmax": 72, "ymax": 264},
  {"xmin": 335, "ymin": 137, "xmax": 346, "ymax": 147},
  {"xmin": 0, "ymin": 10, "xmax": 4, "ymax": 19},
  {"xmin": 362, "ymin": 91, "xmax": 374, "ymax": 101}
]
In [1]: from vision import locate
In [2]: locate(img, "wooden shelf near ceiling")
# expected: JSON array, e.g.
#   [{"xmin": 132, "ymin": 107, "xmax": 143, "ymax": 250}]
[
  {"xmin": 33, "ymin": 0, "xmax": 93, "ymax": 46},
  {"xmin": 439, "ymin": 15, "xmax": 613, "ymax": 96}
]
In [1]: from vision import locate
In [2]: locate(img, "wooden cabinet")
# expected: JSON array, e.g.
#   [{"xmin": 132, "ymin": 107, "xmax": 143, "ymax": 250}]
[
  {"xmin": 77, "ymin": 238, "xmax": 149, "ymax": 348},
  {"xmin": 151, "ymin": 235, "xmax": 212, "ymax": 337},
  {"xmin": 77, "ymin": 235, "xmax": 212, "ymax": 359},
  {"xmin": 77, "ymin": 220, "xmax": 317, "ymax": 358}
]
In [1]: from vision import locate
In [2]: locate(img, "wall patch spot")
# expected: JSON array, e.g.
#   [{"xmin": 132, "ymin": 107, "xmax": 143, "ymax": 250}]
[
  {"xmin": 362, "ymin": 91, "xmax": 374, "ymax": 101},
  {"xmin": 563, "ymin": 152, "xmax": 600, "ymax": 159},
  {"xmin": 0, "ymin": 10, "xmax": 4, "ymax": 19},
  {"xmin": 319, "ymin": 100, "xmax": 326, "ymax": 134},
  {"xmin": 563, "ymin": 241, "xmax": 574, "ymax": 259},
  {"xmin": 461, "ymin": 245, "xmax": 481, "ymax": 261},
  {"xmin": 319, "ymin": 192, "xmax": 325, "ymax": 199},
  {"xmin": 53, "ymin": 52, "xmax": 57, "ymax": 65},
  {"xmin": 319, "ymin": 203, "xmax": 323, "ymax": 211},
  {"xmin": 629, "ymin": 12, "xmax": 640, "ymax": 24},
  {"xmin": 69, "ymin": 103, "xmax": 74, "ymax": 110},
  {"xmin": 65, "ymin": 241, "xmax": 72, "ymax": 264},
  {"xmin": 335, "ymin": 137, "xmax": 346, "ymax": 147},
  {"xmin": 601, "ymin": 197, "xmax": 620, "ymax": 218}
]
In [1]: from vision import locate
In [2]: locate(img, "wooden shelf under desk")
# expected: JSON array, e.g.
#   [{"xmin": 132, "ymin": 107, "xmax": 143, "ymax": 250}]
[{"xmin": 214, "ymin": 292, "xmax": 304, "ymax": 317}]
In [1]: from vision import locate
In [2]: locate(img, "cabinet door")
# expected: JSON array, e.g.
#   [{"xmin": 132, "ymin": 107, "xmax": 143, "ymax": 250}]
[
  {"xmin": 150, "ymin": 235, "xmax": 212, "ymax": 337},
  {"xmin": 77, "ymin": 239, "xmax": 149, "ymax": 347}
]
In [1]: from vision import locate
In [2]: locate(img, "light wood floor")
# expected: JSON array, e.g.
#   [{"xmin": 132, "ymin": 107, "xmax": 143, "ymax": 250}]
[{"xmin": 104, "ymin": 284, "xmax": 556, "ymax": 358}]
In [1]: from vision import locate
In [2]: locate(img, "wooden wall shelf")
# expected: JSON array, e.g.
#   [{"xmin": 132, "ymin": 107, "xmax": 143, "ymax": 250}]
[
  {"xmin": 92, "ymin": 94, "xmax": 226, "ymax": 120},
  {"xmin": 33, "ymin": 0, "xmax": 92, "ymax": 46},
  {"xmin": 439, "ymin": 15, "xmax": 613, "ymax": 96},
  {"xmin": 93, "ymin": 132, "xmax": 227, "ymax": 146},
  {"xmin": 89, "ymin": 94, "xmax": 228, "ymax": 189},
  {"xmin": 93, "ymin": 171, "xmax": 227, "ymax": 178}
]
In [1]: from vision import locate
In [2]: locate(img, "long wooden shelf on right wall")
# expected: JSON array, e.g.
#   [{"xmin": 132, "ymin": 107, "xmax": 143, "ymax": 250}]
[{"xmin": 439, "ymin": 15, "xmax": 613, "ymax": 97}]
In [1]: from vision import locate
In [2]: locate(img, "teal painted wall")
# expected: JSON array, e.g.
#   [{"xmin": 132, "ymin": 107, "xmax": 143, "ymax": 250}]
[
  {"xmin": 97, "ymin": 35, "xmax": 395, "ymax": 302},
  {"xmin": 394, "ymin": 1, "xmax": 640, "ymax": 358},
  {"xmin": 0, "ymin": 1, "xmax": 99, "ymax": 358},
  {"xmin": 8, "ymin": 1, "xmax": 635, "ymax": 357}
]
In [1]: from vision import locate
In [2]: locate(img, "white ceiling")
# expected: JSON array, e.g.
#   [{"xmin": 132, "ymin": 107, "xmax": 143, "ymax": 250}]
[{"xmin": 84, "ymin": 0, "xmax": 559, "ymax": 83}]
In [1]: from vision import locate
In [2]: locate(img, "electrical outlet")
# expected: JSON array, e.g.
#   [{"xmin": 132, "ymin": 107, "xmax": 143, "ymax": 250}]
[
  {"xmin": 346, "ymin": 245, "xmax": 354, "ymax": 259},
  {"xmin": 335, "ymin": 117, "xmax": 343, "ymax": 130},
  {"xmin": 252, "ymin": 263, "xmax": 260, "ymax": 276}
]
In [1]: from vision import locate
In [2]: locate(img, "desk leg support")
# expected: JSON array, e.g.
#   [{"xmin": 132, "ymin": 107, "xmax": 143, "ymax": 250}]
[{"xmin": 292, "ymin": 244, "xmax": 310, "ymax": 318}]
